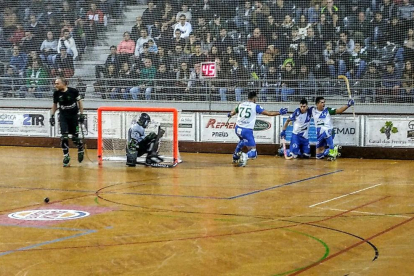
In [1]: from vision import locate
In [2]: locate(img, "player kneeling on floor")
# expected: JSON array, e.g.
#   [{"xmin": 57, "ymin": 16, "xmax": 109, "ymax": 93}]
[{"xmin": 126, "ymin": 113, "xmax": 165, "ymax": 167}]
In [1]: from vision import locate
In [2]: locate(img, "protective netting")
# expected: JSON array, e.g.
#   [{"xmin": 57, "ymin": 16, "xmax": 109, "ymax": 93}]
[
  {"xmin": 99, "ymin": 109, "xmax": 179, "ymax": 164},
  {"xmin": 1, "ymin": 1, "xmax": 414, "ymax": 103}
]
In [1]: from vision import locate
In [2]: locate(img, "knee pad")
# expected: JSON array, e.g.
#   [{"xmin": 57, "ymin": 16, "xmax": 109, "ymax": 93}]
[
  {"xmin": 60, "ymin": 134, "xmax": 69, "ymax": 149},
  {"xmin": 247, "ymin": 149, "xmax": 257, "ymax": 159}
]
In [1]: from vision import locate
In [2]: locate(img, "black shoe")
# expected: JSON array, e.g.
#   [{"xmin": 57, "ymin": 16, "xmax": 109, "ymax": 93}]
[{"xmin": 78, "ymin": 150, "xmax": 84, "ymax": 163}]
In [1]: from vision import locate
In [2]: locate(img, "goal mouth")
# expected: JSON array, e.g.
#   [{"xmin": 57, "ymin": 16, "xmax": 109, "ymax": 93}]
[{"xmin": 97, "ymin": 107, "xmax": 180, "ymax": 166}]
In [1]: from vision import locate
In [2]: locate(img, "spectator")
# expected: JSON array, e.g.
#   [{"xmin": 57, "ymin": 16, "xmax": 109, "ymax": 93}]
[
  {"xmin": 20, "ymin": 31, "xmax": 40, "ymax": 54},
  {"xmin": 347, "ymin": 41, "xmax": 368, "ymax": 80},
  {"xmin": 118, "ymin": 31, "xmax": 135, "ymax": 64},
  {"xmin": 27, "ymin": 50, "xmax": 43, "ymax": 69},
  {"xmin": 3, "ymin": 8, "xmax": 18, "ymax": 39},
  {"xmin": 305, "ymin": 27, "xmax": 323, "ymax": 57},
  {"xmin": 193, "ymin": 17, "xmax": 210, "ymax": 42},
  {"xmin": 378, "ymin": 62, "xmax": 402, "ymax": 103},
  {"xmin": 209, "ymin": 14, "xmax": 228, "ymax": 40},
  {"xmin": 99, "ymin": 64, "xmax": 119, "ymax": 99},
  {"xmin": 252, "ymin": 0, "xmax": 270, "ymax": 31},
  {"xmin": 134, "ymin": 42, "xmax": 155, "ymax": 70},
  {"xmin": 175, "ymin": 62, "xmax": 191, "ymax": 99},
  {"xmin": 43, "ymin": 1, "xmax": 58, "ymax": 25},
  {"xmin": 161, "ymin": 2, "xmax": 176, "ymax": 27},
  {"xmin": 10, "ymin": 46, "xmax": 28, "ymax": 77},
  {"xmin": 46, "ymin": 17, "xmax": 61, "ymax": 40},
  {"xmin": 157, "ymin": 23, "xmax": 173, "ymax": 49},
  {"xmin": 59, "ymin": 1, "xmax": 76, "ymax": 25},
  {"xmin": 213, "ymin": 60, "xmax": 229, "ymax": 101},
  {"xmin": 176, "ymin": 4, "xmax": 192, "ymax": 22},
  {"xmin": 247, "ymin": 28, "xmax": 267, "ymax": 66},
  {"xmin": 279, "ymin": 14, "xmax": 295, "ymax": 46},
  {"xmin": 131, "ymin": 16, "xmax": 144, "ymax": 42},
  {"xmin": 297, "ymin": 42, "xmax": 318, "ymax": 73},
  {"xmin": 134, "ymin": 29, "xmax": 151, "ymax": 56},
  {"xmin": 155, "ymin": 63, "xmax": 175, "ymax": 100},
  {"xmin": 370, "ymin": 11, "xmax": 388, "ymax": 47},
  {"xmin": 1, "ymin": 66, "xmax": 24, "ymax": 98},
  {"xmin": 297, "ymin": 15, "xmax": 312, "ymax": 39},
  {"xmin": 379, "ymin": 0, "xmax": 398, "ymax": 22},
  {"xmin": 260, "ymin": 64, "xmax": 280, "ymax": 101},
  {"xmin": 402, "ymin": 60, "xmax": 414, "ymax": 102},
  {"xmin": 57, "ymin": 29, "xmax": 79, "ymax": 60},
  {"xmin": 307, "ymin": 1, "xmax": 320, "ymax": 24},
  {"xmin": 332, "ymin": 13, "xmax": 345, "ymax": 41},
  {"xmin": 336, "ymin": 31, "xmax": 354, "ymax": 53},
  {"xmin": 116, "ymin": 62, "xmax": 137, "ymax": 100},
  {"xmin": 184, "ymin": 33, "xmax": 198, "ymax": 55},
  {"xmin": 316, "ymin": 13, "xmax": 334, "ymax": 42},
  {"xmin": 228, "ymin": 58, "xmax": 249, "ymax": 101},
  {"xmin": 328, "ymin": 41, "xmax": 350, "ymax": 78},
  {"xmin": 235, "ymin": 0, "xmax": 253, "ymax": 34},
  {"xmin": 96, "ymin": 45, "xmax": 121, "ymax": 79},
  {"xmin": 173, "ymin": 15, "xmax": 192, "ymax": 39},
  {"xmin": 186, "ymin": 63, "xmax": 206, "ymax": 100},
  {"xmin": 154, "ymin": 46, "xmax": 170, "ymax": 69},
  {"xmin": 147, "ymin": 39, "xmax": 158, "ymax": 54},
  {"xmin": 214, "ymin": 28, "xmax": 233, "ymax": 53},
  {"xmin": 130, "ymin": 58, "xmax": 157, "ymax": 100},
  {"xmin": 280, "ymin": 62, "xmax": 297, "ymax": 102},
  {"xmin": 23, "ymin": 60, "xmax": 49, "ymax": 98},
  {"xmin": 188, "ymin": 42, "xmax": 207, "ymax": 69},
  {"xmin": 73, "ymin": 15, "xmax": 95, "ymax": 51},
  {"xmin": 86, "ymin": 2, "xmax": 106, "ymax": 33},
  {"xmin": 207, "ymin": 45, "xmax": 220, "ymax": 62},
  {"xmin": 142, "ymin": 1, "xmax": 160, "ymax": 31},
  {"xmin": 263, "ymin": 15, "xmax": 277, "ymax": 44},
  {"xmin": 8, "ymin": 24, "xmax": 25, "ymax": 46},
  {"xmin": 321, "ymin": 0, "xmax": 340, "ymax": 24},
  {"xmin": 361, "ymin": 62, "xmax": 381, "ymax": 103},
  {"xmin": 52, "ymin": 46, "xmax": 74, "ymax": 78},
  {"xmin": 150, "ymin": 21, "xmax": 162, "ymax": 39},
  {"xmin": 169, "ymin": 44, "xmax": 189, "ymax": 71},
  {"xmin": 404, "ymin": 27, "xmax": 414, "ymax": 61},
  {"xmin": 398, "ymin": 0, "xmax": 414, "ymax": 22},
  {"xmin": 270, "ymin": 0, "xmax": 290, "ymax": 24},
  {"xmin": 25, "ymin": 14, "xmax": 45, "ymax": 44},
  {"xmin": 297, "ymin": 64, "xmax": 316, "ymax": 100},
  {"xmin": 387, "ymin": 17, "xmax": 404, "ymax": 45},
  {"xmin": 353, "ymin": 11, "xmax": 372, "ymax": 47}
]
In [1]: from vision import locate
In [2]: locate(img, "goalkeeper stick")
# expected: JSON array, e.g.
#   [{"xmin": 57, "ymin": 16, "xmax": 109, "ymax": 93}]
[
  {"xmin": 281, "ymin": 138, "xmax": 293, "ymax": 160},
  {"xmin": 338, "ymin": 75, "xmax": 356, "ymax": 119}
]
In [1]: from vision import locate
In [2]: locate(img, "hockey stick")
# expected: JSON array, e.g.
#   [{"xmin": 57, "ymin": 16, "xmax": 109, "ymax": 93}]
[
  {"xmin": 281, "ymin": 138, "xmax": 293, "ymax": 160},
  {"xmin": 79, "ymin": 123, "xmax": 94, "ymax": 163},
  {"xmin": 338, "ymin": 75, "xmax": 356, "ymax": 119}
]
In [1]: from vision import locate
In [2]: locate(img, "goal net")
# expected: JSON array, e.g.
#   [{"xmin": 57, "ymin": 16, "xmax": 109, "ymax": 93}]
[{"xmin": 97, "ymin": 107, "xmax": 180, "ymax": 166}]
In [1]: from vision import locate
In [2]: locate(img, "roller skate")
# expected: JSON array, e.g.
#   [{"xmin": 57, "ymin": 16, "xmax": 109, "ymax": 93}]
[
  {"xmin": 327, "ymin": 145, "xmax": 342, "ymax": 161},
  {"xmin": 63, "ymin": 154, "xmax": 71, "ymax": 167}
]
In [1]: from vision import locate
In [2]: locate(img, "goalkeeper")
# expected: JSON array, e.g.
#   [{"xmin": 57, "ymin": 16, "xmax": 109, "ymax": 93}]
[
  {"xmin": 126, "ymin": 113, "xmax": 165, "ymax": 167},
  {"xmin": 50, "ymin": 77, "xmax": 85, "ymax": 167}
]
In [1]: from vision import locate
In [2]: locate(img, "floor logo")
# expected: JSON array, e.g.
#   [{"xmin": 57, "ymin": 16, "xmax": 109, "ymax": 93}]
[{"xmin": 8, "ymin": 209, "xmax": 90, "ymax": 221}]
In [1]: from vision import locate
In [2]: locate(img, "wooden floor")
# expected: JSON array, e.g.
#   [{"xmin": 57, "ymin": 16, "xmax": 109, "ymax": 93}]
[{"xmin": 0, "ymin": 147, "xmax": 414, "ymax": 276}]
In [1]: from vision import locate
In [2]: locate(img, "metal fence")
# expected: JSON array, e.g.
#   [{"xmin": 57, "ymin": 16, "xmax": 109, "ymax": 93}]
[{"xmin": 1, "ymin": 76, "xmax": 413, "ymax": 105}]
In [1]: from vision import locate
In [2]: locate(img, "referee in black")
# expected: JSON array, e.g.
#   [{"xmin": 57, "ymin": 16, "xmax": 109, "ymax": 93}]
[{"xmin": 50, "ymin": 77, "xmax": 85, "ymax": 167}]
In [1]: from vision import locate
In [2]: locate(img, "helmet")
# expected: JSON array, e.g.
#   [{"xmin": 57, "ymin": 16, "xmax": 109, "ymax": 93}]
[{"xmin": 138, "ymin": 113, "xmax": 151, "ymax": 128}]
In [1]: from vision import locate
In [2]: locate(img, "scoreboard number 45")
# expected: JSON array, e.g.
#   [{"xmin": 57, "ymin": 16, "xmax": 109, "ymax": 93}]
[{"xmin": 201, "ymin": 62, "xmax": 216, "ymax": 78}]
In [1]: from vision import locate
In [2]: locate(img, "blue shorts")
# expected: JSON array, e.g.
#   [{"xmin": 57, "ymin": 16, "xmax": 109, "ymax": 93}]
[
  {"xmin": 316, "ymin": 129, "xmax": 334, "ymax": 149},
  {"xmin": 290, "ymin": 134, "xmax": 310, "ymax": 156},
  {"xmin": 235, "ymin": 125, "xmax": 255, "ymax": 147}
]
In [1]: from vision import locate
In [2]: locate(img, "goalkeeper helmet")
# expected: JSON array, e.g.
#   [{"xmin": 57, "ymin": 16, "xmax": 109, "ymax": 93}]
[{"xmin": 138, "ymin": 113, "xmax": 151, "ymax": 128}]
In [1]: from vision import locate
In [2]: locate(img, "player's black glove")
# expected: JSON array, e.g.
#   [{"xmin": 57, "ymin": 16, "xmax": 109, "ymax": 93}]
[
  {"xmin": 49, "ymin": 115, "xmax": 55, "ymax": 127},
  {"xmin": 78, "ymin": 114, "xmax": 86, "ymax": 124}
]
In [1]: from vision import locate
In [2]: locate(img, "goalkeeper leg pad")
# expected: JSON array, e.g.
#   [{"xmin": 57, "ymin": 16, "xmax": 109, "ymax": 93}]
[
  {"xmin": 145, "ymin": 153, "xmax": 164, "ymax": 165},
  {"xmin": 126, "ymin": 149, "xmax": 138, "ymax": 167}
]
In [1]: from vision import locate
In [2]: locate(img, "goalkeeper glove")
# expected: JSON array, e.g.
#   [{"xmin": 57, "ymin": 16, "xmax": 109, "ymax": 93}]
[
  {"xmin": 279, "ymin": 107, "xmax": 288, "ymax": 115},
  {"xmin": 128, "ymin": 139, "xmax": 139, "ymax": 150},
  {"xmin": 78, "ymin": 114, "xmax": 86, "ymax": 124},
  {"xmin": 49, "ymin": 115, "xmax": 55, "ymax": 127},
  {"xmin": 280, "ymin": 130, "xmax": 286, "ymax": 139},
  {"xmin": 347, "ymin": 99, "xmax": 355, "ymax": 107},
  {"xmin": 146, "ymin": 132, "xmax": 157, "ymax": 141}
]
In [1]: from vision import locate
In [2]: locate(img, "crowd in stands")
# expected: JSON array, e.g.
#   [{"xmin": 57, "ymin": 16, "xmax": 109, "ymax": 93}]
[
  {"xmin": 0, "ymin": 0, "xmax": 124, "ymax": 97},
  {"xmin": 1, "ymin": 0, "xmax": 414, "ymax": 102}
]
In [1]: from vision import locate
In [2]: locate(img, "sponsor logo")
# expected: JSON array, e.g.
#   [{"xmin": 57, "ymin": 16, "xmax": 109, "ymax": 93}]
[
  {"xmin": 23, "ymin": 114, "xmax": 45, "ymax": 126},
  {"xmin": 380, "ymin": 121, "xmax": 398, "ymax": 140},
  {"xmin": 212, "ymin": 132, "xmax": 228, "ymax": 137},
  {"xmin": 8, "ymin": 209, "xmax": 90, "ymax": 221},
  {"xmin": 205, "ymin": 118, "xmax": 235, "ymax": 129},
  {"xmin": 179, "ymin": 123, "xmax": 193, "ymax": 128},
  {"xmin": 254, "ymin": 120, "xmax": 271, "ymax": 131},
  {"xmin": 0, "ymin": 114, "xmax": 16, "ymax": 125},
  {"xmin": 333, "ymin": 127, "xmax": 356, "ymax": 135},
  {"xmin": 407, "ymin": 121, "xmax": 414, "ymax": 139}
]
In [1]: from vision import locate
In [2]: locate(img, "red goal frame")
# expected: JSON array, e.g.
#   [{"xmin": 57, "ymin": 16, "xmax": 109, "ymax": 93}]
[{"xmin": 97, "ymin": 106, "xmax": 179, "ymax": 165}]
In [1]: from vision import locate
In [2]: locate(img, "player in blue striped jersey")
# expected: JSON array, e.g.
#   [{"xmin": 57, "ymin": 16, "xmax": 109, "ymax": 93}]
[
  {"xmin": 280, "ymin": 98, "xmax": 312, "ymax": 158},
  {"xmin": 310, "ymin": 96, "xmax": 354, "ymax": 160},
  {"xmin": 227, "ymin": 91, "xmax": 288, "ymax": 166}
]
